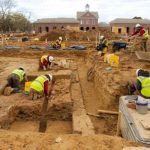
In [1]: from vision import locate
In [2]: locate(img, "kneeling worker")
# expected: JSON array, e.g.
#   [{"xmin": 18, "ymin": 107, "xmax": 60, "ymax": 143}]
[
  {"xmin": 5, "ymin": 67, "xmax": 28, "ymax": 95},
  {"xmin": 39, "ymin": 55, "xmax": 54, "ymax": 71},
  {"xmin": 128, "ymin": 69, "xmax": 150, "ymax": 98},
  {"xmin": 29, "ymin": 74, "xmax": 53, "ymax": 100},
  {"xmin": 96, "ymin": 35, "xmax": 108, "ymax": 56}
]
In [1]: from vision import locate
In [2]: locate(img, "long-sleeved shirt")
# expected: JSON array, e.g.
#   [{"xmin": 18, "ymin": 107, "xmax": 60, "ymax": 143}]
[
  {"xmin": 132, "ymin": 27, "xmax": 145, "ymax": 37},
  {"xmin": 44, "ymin": 80, "xmax": 49, "ymax": 96}
]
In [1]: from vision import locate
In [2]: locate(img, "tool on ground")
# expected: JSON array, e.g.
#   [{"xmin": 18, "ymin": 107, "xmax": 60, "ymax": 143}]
[{"xmin": 39, "ymin": 80, "xmax": 55, "ymax": 132}]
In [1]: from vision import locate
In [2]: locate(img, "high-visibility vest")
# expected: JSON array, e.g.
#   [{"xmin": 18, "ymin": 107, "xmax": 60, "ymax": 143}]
[
  {"xmin": 12, "ymin": 69, "xmax": 25, "ymax": 81},
  {"xmin": 41, "ymin": 55, "xmax": 48, "ymax": 63},
  {"xmin": 102, "ymin": 39, "xmax": 108, "ymax": 47},
  {"xmin": 30, "ymin": 75, "xmax": 48, "ymax": 92},
  {"xmin": 143, "ymin": 29, "xmax": 149, "ymax": 39},
  {"xmin": 137, "ymin": 76, "xmax": 150, "ymax": 97}
]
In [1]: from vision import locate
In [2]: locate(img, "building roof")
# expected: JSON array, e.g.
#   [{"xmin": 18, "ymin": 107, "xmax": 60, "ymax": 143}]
[
  {"xmin": 77, "ymin": 11, "xmax": 99, "ymax": 19},
  {"xmin": 34, "ymin": 18, "xmax": 79, "ymax": 24},
  {"xmin": 110, "ymin": 18, "xmax": 150, "ymax": 24},
  {"xmin": 99, "ymin": 22, "xmax": 110, "ymax": 27}
]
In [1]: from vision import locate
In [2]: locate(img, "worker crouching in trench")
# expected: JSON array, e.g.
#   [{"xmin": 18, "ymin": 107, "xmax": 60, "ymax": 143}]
[
  {"xmin": 29, "ymin": 74, "xmax": 53, "ymax": 100},
  {"xmin": 5, "ymin": 67, "xmax": 28, "ymax": 95},
  {"xmin": 128, "ymin": 69, "xmax": 150, "ymax": 99}
]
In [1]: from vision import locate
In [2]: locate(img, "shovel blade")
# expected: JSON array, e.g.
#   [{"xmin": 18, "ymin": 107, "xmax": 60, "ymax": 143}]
[{"xmin": 39, "ymin": 119, "xmax": 47, "ymax": 132}]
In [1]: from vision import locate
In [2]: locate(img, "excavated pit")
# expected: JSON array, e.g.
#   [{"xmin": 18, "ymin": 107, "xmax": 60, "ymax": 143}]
[{"xmin": 0, "ymin": 54, "xmax": 120, "ymax": 137}]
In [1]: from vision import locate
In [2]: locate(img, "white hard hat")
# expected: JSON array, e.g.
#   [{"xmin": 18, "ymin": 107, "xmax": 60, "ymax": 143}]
[
  {"xmin": 100, "ymin": 35, "xmax": 104, "ymax": 40},
  {"xmin": 48, "ymin": 74, "xmax": 53, "ymax": 81},
  {"xmin": 136, "ymin": 69, "xmax": 141, "ymax": 76},
  {"xmin": 59, "ymin": 37, "xmax": 62, "ymax": 41},
  {"xmin": 135, "ymin": 24, "xmax": 141, "ymax": 28},
  {"xmin": 48, "ymin": 56, "xmax": 54, "ymax": 62}
]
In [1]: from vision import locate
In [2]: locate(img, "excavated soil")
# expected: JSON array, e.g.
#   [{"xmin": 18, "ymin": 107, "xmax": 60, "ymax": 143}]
[{"xmin": 0, "ymin": 40, "xmax": 147, "ymax": 149}]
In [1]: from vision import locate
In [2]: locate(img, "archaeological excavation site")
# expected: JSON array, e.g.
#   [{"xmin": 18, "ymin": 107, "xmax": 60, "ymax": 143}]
[
  {"xmin": 0, "ymin": 1, "xmax": 150, "ymax": 150},
  {"xmin": 0, "ymin": 31, "xmax": 150, "ymax": 150}
]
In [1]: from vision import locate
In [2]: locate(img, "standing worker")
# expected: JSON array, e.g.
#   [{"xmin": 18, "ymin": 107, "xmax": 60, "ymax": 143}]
[
  {"xmin": 39, "ymin": 55, "xmax": 54, "ymax": 70},
  {"xmin": 5, "ymin": 67, "xmax": 28, "ymax": 95},
  {"xmin": 128, "ymin": 69, "xmax": 150, "ymax": 98},
  {"xmin": 130, "ymin": 24, "xmax": 149, "ymax": 51},
  {"xmin": 29, "ymin": 74, "xmax": 53, "ymax": 100},
  {"xmin": 96, "ymin": 35, "xmax": 108, "ymax": 56}
]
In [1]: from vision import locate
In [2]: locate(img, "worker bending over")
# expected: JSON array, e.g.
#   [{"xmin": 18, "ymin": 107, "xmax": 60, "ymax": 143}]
[
  {"xmin": 130, "ymin": 24, "xmax": 149, "ymax": 51},
  {"xmin": 53, "ymin": 37, "xmax": 62, "ymax": 49},
  {"xmin": 29, "ymin": 74, "xmax": 53, "ymax": 100},
  {"xmin": 96, "ymin": 35, "xmax": 108, "ymax": 56},
  {"xmin": 39, "ymin": 55, "xmax": 54, "ymax": 70},
  {"xmin": 7, "ymin": 67, "xmax": 28, "ymax": 93},
  {"xmin": 128, "ymin": 69, "xmax": 150, "ymax": 98}
]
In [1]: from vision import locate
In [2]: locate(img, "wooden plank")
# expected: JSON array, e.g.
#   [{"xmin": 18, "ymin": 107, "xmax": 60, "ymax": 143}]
[
  {"xmin": 98, "ymin": 109, "xmax": 119, "ymax": 115},
  {"xmin": 116, "ymin": 112, "xmax": 121, "ymax": 136}
]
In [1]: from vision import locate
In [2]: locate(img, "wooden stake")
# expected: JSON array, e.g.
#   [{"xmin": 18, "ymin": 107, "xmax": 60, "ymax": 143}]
[{"xmin": 98, "ymin": 109, "xmax": 119, "ymax": 115}]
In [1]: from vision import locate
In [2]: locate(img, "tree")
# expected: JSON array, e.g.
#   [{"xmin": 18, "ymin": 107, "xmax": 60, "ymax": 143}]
[{"xmin": 0, "ymin": 0, "xmax": 16, "ymax": 32}]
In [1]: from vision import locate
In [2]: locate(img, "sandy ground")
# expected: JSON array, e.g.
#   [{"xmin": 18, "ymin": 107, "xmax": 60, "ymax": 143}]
[{"xmin": 0, "ymin": 44, "xmax": 146, "ymax": 149}]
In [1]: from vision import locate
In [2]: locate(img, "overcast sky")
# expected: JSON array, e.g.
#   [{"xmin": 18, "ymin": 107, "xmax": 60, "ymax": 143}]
[{"xmin": 16, "ymin": 0, "xmax": 150, "ymax": 23}]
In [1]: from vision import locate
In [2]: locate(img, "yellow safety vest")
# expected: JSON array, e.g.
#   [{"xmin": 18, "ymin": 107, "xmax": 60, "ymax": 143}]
[
  {"xmin": 41, "ymin": 55, "xmax": 48, "ymax": 63},
  {"xmin": 137, "ymin": 76, "xmax": 150, "ymax": 97},
  {"xmin": 12, "ymin": 69, "xmax": 25, "ymax": 81},
  {"xmin": 30, "ymin": 75, "xmax": 48, "ymax": 92},
  {"xmin": 143, "ymin": 29, "xmax": 149, "ymax": 39}
]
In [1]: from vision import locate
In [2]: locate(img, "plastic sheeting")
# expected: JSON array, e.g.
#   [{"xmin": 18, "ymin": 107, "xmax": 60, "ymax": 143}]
[{"xmin": 119, "ymin": 96, "xmax": 150, "ymax": 147}]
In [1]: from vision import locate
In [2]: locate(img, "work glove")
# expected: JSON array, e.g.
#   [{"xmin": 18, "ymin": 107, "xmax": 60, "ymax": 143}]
[{"xmin": 43, "ymin": 66, "xmax": 46, "ymax": 71}]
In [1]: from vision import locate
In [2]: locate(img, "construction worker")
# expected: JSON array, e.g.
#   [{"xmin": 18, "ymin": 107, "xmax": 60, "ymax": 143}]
[
  {"xmin": 96, "ymin": 35, "xmax": 108, "ymax": 56},
  {"xmin": 128, "ymin": 69, "xmax": 150, "ymax": 98},
  {"xmin": 29, "ymin": 74, "xmax": 53, "ymax": 100},
  {"xmin": 39, "ymin": 55, "xmax": 54, "ymax": 70},
  {"xmin": 130, "ymin": 24, "xmax": 149, "ymax": 51},
  {"xmin": 53, "ymin": 37, "xmax": 62, "ymax": 49},
  {"xmin": 6, "ymin": 67, "xmax": 28, "ymax": 93}
]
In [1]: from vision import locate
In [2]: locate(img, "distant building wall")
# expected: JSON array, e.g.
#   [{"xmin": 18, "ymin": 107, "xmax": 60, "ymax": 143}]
[
  {"xmin": 34, "ymin": 23, "xmax": 79, "ymax": 33},
  {"xmin": 111, "ymin": 23, "xmax": 150, "ymax": 35}
]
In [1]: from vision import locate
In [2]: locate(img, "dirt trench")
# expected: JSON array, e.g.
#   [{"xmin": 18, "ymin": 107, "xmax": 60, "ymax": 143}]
[{"xmin": 0, "ymin": 49, "xmax": 142, "ymax": 149}]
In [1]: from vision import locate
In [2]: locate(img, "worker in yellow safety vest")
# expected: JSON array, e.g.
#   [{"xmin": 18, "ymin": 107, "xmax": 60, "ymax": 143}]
[
  {"xmin": 96, "ymin": 35, "xmax": 108, "ymax": 56},
  {"xmin": 29, "ymin": 74, "xmax": 53, "ymax": 100},
  {"xmin": 7, "ymin": 67, "xmax": 28, "ymax": 93},
  {"xmin": 39, "ymin": 55, "xmax": 54, "ymax": 70},
  {"xmin": 128, "ymin": 69, "xmax": 150, "ymax": 98},
  {"xmin": 53, "ymin": 37, "xmax": 62, "ymax": 49},
  {"xmin": 130, "ymin": 24, "xmax": 149, "ymax": 51}
]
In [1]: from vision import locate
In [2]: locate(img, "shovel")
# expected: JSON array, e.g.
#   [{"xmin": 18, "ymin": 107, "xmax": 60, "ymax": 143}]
[{"xmin": 39, "ymin": 80, "xmax": 55, "ymax": 132}]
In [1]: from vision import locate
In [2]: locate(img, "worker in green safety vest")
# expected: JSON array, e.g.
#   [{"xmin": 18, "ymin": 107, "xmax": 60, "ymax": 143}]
[
  {"xmin": 29, "ymin": 74, "xmax": 53, "ymax": 100},
  {"xmin": 128, "ymin": 69, "xmax": 150, "ymax": 98},
  {"xmin": 130, "ymin": 24, "xmax": 149, "ymax": 52},
  {"xmin": 7, "ymin": 67, "xmax": 28, "ymax": 93}
]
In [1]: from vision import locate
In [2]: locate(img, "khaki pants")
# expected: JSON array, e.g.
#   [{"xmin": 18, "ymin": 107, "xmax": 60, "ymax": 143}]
[
  {"xmin": 29, "ymin": 88, "xmax": 44, "ymax": 100},
  {"xmin": 141, "ymin": 38, "xmax": 148, "ymax": 52}
]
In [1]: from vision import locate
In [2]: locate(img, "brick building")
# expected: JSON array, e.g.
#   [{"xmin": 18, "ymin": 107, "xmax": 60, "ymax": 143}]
[
  {"xmin": 34, "ymin": 18, "xmax": 79, "ymax": 33},
  {"xmin": 110, "ymin": 18, "xmax": 150, "ymax": 35},
  {"xmin": 34, "ymin": 4, "xmax": 99, "ymax": 33},
  {"xmin": 77, "ymin": 4, "xmax": 99, "ymax": 31}
]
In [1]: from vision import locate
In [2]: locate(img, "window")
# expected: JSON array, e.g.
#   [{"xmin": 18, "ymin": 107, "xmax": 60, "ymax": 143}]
[
  {"xmin": 45, "ymin": 26, "xmax": 49, "ymax": 32},
  {"xmin": 86, "ymin": 20, "xmax": 89, "ymax": 25},
  {"xmin": 86, "ymin": 27, "xmax": 89, "ymax": 31},
  {"xmin": 39, "ymin": 27, "xmax": 42, "ymax": 33},
  {"xmin": 80, "ymin": 27, "xmax": 84, "ymax": 31},
  {"xmin": 92, "ymin": 27, "xmax": 95, "ymax": 30},
  {"xmin": 118, "ymin": 28, "xmax": 122, "ymax": 34},
  {"xmin": 126, "ymin": 27, "xmax": 130, "ymax": 34}
]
